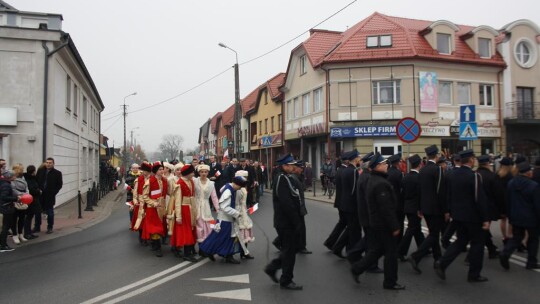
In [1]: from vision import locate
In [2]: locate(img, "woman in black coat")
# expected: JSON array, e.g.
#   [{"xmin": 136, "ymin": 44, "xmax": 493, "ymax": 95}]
[
  {"xmin": 1, "ymin": 170, "xmax": 19, "ymax": 252},
  {"xmin": 24, "ymin": 165, "xmax": 41, "ymax": 239}
]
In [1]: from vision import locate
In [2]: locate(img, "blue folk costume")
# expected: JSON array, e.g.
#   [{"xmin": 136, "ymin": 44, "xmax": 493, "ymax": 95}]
[{"xmin": 199, "ymin": 183, "xmax": 241, "ymax": 257}]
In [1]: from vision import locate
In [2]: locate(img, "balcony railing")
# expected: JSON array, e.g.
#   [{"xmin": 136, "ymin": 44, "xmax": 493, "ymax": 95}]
[{"xmin": 505, "ymin": 101, "xmax": 540, "ymax": 121}]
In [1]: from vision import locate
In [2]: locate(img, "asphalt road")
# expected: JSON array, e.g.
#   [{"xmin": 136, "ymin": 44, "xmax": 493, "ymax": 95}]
[{"xmin": 1, "ymin": 193, "xmax": 539, "ymax": 304}]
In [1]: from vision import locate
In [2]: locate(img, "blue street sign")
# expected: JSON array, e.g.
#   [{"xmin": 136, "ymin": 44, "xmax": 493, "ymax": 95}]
[
  {"xmin": 459, "ymin": 122, "xmax": 478, "ymax": 140},
  {"xmin": 261, "ymin": 136, "xmax": 272, "ymax": 147},
  {"xmin": 460, "ymin": 105, "xmax": 476, "ymax": 123}
]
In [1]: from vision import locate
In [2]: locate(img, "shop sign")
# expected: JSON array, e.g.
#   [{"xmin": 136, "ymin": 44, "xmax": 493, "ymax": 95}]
[
  {"xmin": 477, "ymin": 127, "xmax": 501, "ymax": 137},
  {"xmin": 298, "ymin": 122, "xmax": 325, "ymax": 137},
  {"xmin": 421, "ymin": 126, "xmax": 450, "ymax": 137},
  {"xmin": 330, "ymin": 125, "xmax": 396, "ymax": 138}
]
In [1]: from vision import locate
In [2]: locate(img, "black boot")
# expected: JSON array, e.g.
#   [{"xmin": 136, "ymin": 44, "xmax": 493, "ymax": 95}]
[
  {"xmin": 183, "ymin": 246, "xmax": 197, "ymax": 262},
  {"xmin": 154, "ymin": 240, "xmax": 163, "ymax": 257},
  {"xmin": 225, "ymin": 255, "xmax": 240, "ymax": 264}
]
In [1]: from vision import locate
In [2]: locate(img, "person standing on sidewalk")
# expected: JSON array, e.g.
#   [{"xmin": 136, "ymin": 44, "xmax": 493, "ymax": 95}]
[
  {"xmin": 499, "ymin": 162, "xmax": 540, "ymax": 270},
  {"xmin": 11, "ymin": 164, "xmax": 30, "ymax": 245},
  {"xmin": 126, "ymin": 163, "xmax": 141, "ymax": 224},
  {"xmin": 23, "ymin": 165, "xmax": 40, "ymax": 240},
  {"xmin": 1, "ymin": 170, "xmax": 19, "ymax": 252},
  {"xmin": 36, "ymin": 158, "xmax": 62, "ymax": 234}
]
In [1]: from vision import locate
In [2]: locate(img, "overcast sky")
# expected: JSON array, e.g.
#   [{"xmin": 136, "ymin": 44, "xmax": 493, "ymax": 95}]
[{"xmin": 8, "ymin": 0, "xmax": 540, "ymax": 154}]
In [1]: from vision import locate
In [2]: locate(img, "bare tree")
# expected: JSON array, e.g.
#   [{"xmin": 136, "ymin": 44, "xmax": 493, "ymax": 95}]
[{"xmin": 158, "ymin": 134, "xmax": 184, "ymax": 161}]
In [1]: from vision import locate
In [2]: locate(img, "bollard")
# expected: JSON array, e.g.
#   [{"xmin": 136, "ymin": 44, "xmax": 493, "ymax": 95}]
[
  {"xmin": 78, "ymin": 190, "xmax": 82, "ymax": 218},
  {"xmin": 92, "ymin": 182, "xmax": 98, "ymax": 206},
  {"xmin": 84, "ymin": 188, "xmax": 94, "ymax": 211},
  {"xmin": 312, "ymin": 178, "xmax": 316, "ymax": 197}
]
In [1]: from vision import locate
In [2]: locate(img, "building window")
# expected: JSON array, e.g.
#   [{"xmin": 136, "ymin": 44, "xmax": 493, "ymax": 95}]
[
  {"xmin": 514, "ymin": 39, "xmax": 537, "ymax": 68},
  {"xmin": 244, "ymin": 129, "xmax": 247, "ymax": 142},
  {"xmin": 366, "ymin": 35, "xmax": 392, "ymax": 48},
  {"xmin": 300, "ymin": 55, "xmax": 307, "ymax": 75},
  {"xmin": 481, "ymin": 139, "xmax": 495, "ymax": 155},
  {"xmin": 278, "ymin": 114, "xmax": 282, "ymax": 131},
  {"xmin": 264, "ymin": 118, "xmax": 268, "ymax": 134},
  {"xmin": 264, "ymin": 93, "xmax": 268, "ymax": 105},
  {"xmin": 457, "ymin": 83, "xmax": 471, "ymax": 105},
  {"xmin": 82, "ymin": 96, "xmax": 88, "ymax": 124},
  {"xmin": 66, "ymin": 76, "xmax": 71, "ymax": 112},
  {"xmin": 73, "ymin": 84, "xmax": 78, "ymax": 116},
  {"xmin": 313, "ymin": 88, "xmax": 322, "ymax": 112},
  {"xmin": 439, "ymin": 81, "xmax": 452, "ymax": 104},
  {"xmin": 287, "ymin": 100, "xmax": 293, "ymax": 120},
  {"xmin": 302, "ymin": 93, "xmax": 310, "ymax": 115},
  {"xmin": 478, "ymin": 38, "xmax": 491, "ymax": 58},
  {"xmin": 271, "ymin": 116, "xmax": 275, "ymax": 132},
  {"xmin": 479, "ymin": 84, "xmax": 494, "ymax": 106},
  {"xmin": 294, "ymin": 97, "xmax": 300, "ymax": 118},
  {"xmin": 437, "ymin": 33, "xmax": 451, "ymax": 54},
  {"xmin": 372, "ymin": 80, "xmax": 401, "ymax": 104},
  {"xmin": 259, "ymin": 121, "xmax": 262, "ymax": 135}
]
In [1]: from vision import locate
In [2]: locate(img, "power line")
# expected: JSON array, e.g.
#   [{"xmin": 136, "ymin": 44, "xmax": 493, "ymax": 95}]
[
  {"xmin": 102, "ymin": 108, "xmax": 122, "ymax": 117},
  {"xmin": 102, "ymin": 113, "xmax": 123, "ymax": 121},
  {"xmin": 103, "ymin": 0, "xmax": 357, "ymax": 117},
  {"xmin": 241, "ymin": 0, "xmax": 358, "ymax": 66},
  {"xmin": 102, "ymin": 115, "xmax": 122, "ymax": 132}
]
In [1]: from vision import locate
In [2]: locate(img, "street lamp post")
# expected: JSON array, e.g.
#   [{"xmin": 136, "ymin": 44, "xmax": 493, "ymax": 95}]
[
  {"xmin": 123, "ymin": 92, "xmax": 137, "ymax": 179},
  {"xmin": 219, "ymin": 42, "xmax": 241, "ymax": 159},
  {"xmin": 130, "ymin": 126, "xmax": 140, "ymax": 165}
]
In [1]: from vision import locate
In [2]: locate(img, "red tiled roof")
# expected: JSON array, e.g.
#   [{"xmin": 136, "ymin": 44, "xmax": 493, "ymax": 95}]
[
  {"xmin": 240, "ymin": 87, "xmax": 261, "ymax": 116},
  {"xmin": 320, "ymin": 12, "xmax": 505, "ymax": 67},
  {"xmin": 221, "ymin": 104, "xmax": 235, "ymax": 127},
  {"xmin": 210, "ymin": 112, "xmax": 222, "ymax": 134},
  {"xmin": 266, "ymin": 72, "xmax": 286, "ymax": 100},
  {"xmin": 303, "ymin": 29, "xmax": 343, "ymax": 66}
]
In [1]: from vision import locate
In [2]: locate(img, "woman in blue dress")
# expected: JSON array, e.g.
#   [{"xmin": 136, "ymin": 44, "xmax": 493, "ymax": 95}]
[{"xmin": 199, "ymin": 176, "xmax": 247, "ymax": 264}]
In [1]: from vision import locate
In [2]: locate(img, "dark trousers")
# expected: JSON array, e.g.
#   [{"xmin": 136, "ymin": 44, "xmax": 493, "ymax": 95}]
[
  {"xmin": 441, "ymin": 220, "xmax": 458, "ymax": 245},
  {"xmin": 45, "ymin": 208, "xmax": 54, "ymax": 230},
  {"xmin": 24, "ymin": 210, "xmax": 34, "ymax": 235},
  {"xmin": 351, "ymin": 228, "xmax": 398, "ymax": 288},
  {"xmin": 299, "ymin": 217, "xmax": 307, "ymax": 250},
  {"xmin": 398, "ymin": 213, "xmax": 426, "ymax": 257},
  {"xmin": 438, "ymin": 221, "xmax": 485, "ymax": 278},
  {"xmin": 411, "ymin": 214, "xmax": 444, "ymax": 262},
  {"xmin": 501, "ymin": 225, "xmax": 539, "ymax": 267},
  {"xmin": 1, "ymin": 213, "xmax": 15, "ymax": 246},
  {"xmin": 34, "ymin": 209, "xmax": 42, "ymax": 231},
  {"xmin": 345, "ymin": 212, "xmax": 362, "ymax": 252},
  {"xmin": 324, "ymin": 210, "xmax": 347, "ymax": 249},
  {"xmin": 267, "ymin": 228, "xmax": 297, "ymax": 285}
]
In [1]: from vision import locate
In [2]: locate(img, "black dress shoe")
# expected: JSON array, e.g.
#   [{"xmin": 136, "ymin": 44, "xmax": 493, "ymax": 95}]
[
  {"xmin": 398, "ymin": 255, "xmax": 407, "ymax": 262},
  {"xmin": 332, "ymin": 249, "xmax": 346, "ymax": 259},
  {"xmin": 225, "ymin": 255, "xmax": 240, "ymax": 264},
  {"xmin": 434, "ymin": 261, "xmax": 446, "ymax": 280},
  {"xmin": 46, "ymin": 229, "xmax": 53, "ymax": 234},
  {"xmin": 407, "ymin": 257, "xmax": 422, "ymax": 274},
  {"xmin": 24, "ymin": 234, "xmax": 38, "ymax": 240},
  {"xmin": 467, "ymin": 276, "xmax": 488, "ymax": 282},
  {"xmin": 280, "ymin": 281, "xmax": 303, "ymax": 290},
  {"xmin": 155, "ymin": 250, "xmax": 163, "ymax": 258},
  {"xmin": 298, "ymin": 248, "xmax": 312, "ymax": 254},
  {"xmin": 241, "ymin": 254, "xmax": 255, "ymax": 259},
  {"xmin": 264, "ymin": 266, "xmax": 278, "ymax": 283},
  {"xmin": 183, "ymin": 255, "xmax": 198, "ymax": 262},
  {"xmin": 366, "ymin": 266, "xmax": 384, "ymax": 274},
  {"xmin": 32, "ymin": 228, "xmax": 41, "ymax": 233},
  {"xmin": 488, "ymin": 250, "xmax": 499, "ymax": 259},
  {"xmin": 323, "ymin": 240, "xmax": 333, "ymax": 251},
  {"xmin": 350, "ymin": 269, "xmax": 360, "ymax": 284},
  {"xmin": 499, "ymin": 255, "xmax": 510, "ymax": 270},
  {"xmin": 526, "ymin": 264, "xmax": 540, "ymax": 270},
  {"xmin": 383, "ymin": 284, "xmax": 405, "ymax": 290}
]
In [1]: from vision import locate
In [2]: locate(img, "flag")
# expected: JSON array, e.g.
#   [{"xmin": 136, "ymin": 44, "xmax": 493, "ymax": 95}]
[
  {"xmin": 249, "ymin": 203, "xmax": 259, "ymax": 215},
  {"xmin": 223, "ymin": 149, "xmax": 229, "ymax": 160},
  {"xmin": 215, "ymin": 170, "xmax": 221, "ymax": 177},
  {"xmin": 130, "ymin": 145, "xmax": 134, "ymax": 152}
]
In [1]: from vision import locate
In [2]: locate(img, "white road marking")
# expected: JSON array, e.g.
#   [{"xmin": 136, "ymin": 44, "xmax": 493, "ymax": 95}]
[
  {"xmin": 201, "ymin": 274, "xmax": 250, "ymax": 284},
  {"xmin": 196, "ymin": 288, "xmax": 252, "ymax": 301},
  {"xmin": 80, "ymin": 261, "xmax": 191, "ymax": 304},
  {"xmin": 102, "ymin": 259, "xmax": 210, "ymax": 304}
]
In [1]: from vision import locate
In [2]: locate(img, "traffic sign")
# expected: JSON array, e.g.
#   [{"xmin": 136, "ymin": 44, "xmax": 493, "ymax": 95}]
[
  {"xmin": 459, "ymin": 122, "xmax": 478, "ymax": 140},
  {"xmin": 261, "ymin": 136, "xmax": 272, "ymax": 147},
  {"xmin": 396, "ymin": 117, "xmax": 422, "ymax": 143},
  {"xmin": 460, "ymin": 105, "xmax": 476, "ymax": 122}
]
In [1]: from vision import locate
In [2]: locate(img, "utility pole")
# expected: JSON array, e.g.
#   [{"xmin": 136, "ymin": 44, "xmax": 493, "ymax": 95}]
[
  {"xmin": 123, "ymin": 92, "xmax": 137, "ymax": 179},
  {"xmin": 219, "ymin": 42, "xmax": 241, "ymax": 159}
]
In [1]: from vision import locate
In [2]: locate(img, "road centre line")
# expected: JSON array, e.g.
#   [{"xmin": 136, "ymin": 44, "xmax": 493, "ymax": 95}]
[
  {"xmin": 102, "ymin": 259, "xmax": 210, "ymax": 304},
  {"xmin": 80, "ymin": 261, "xmax": 191, "ymax": 304}
]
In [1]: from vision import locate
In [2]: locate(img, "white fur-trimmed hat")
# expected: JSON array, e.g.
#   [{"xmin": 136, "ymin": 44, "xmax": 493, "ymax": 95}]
[{"xmin": 235, "ymin": 170, "xmax": 248, "ymax": 177}]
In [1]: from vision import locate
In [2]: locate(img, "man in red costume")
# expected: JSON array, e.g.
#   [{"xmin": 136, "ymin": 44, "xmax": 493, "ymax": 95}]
[{"xmin": 131, "ymin": 162, "xmax": 152, "ymax": 246}]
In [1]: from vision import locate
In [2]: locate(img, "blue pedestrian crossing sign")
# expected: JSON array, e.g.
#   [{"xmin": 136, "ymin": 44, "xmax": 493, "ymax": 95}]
[
  {"xmin": 459, "ymin": 122, "xmax": 478, "ymax": 140},
  {"xmin": 261, "ymin": 136, "xmax": 272, "ymax": 147},
  {"xmin": 460, "ymin": 105, "xmax": 476, "ymax": 123}
]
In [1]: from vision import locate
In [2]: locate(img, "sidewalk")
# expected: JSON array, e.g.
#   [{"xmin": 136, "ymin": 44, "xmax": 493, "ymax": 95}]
[
  {"xmin": 263, "ymin": 180, "xmax": 335, "ymax": 205},
  {"xmin": 0, "ymin": 189, "xmax": 124, "ymax": 247}
]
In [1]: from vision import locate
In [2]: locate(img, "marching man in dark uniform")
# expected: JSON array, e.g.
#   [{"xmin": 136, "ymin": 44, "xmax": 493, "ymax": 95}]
[
  {"xmin": 434, "ymin": 149, "xmax": 490, "ymax": 282},
  {"xmin": 408, "ymin": 145, "xmax": 447, "ymax": 274},
  {"xmin": 398, "ymin": 154, "xmax": 425, "ymax": 260},
  {"xmin": 290, "ymin": 160, "xmax": 311, "ymax": 254},
  {"xmin": 387, "ymin": 154, "xmax": 404, "ymax": 243},
  {"xmin": 351, "ymin": 153, "xmax": 404, "ymax": 290},
  {"xmin": 264, "ymin": 154, "xmax": 305, "ymax": 290}
]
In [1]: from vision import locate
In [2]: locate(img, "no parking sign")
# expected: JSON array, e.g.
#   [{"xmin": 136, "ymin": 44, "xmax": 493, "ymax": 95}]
[{"xmin": 396, "ymin": 117, "xmax": 421, "ymax": 143}]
